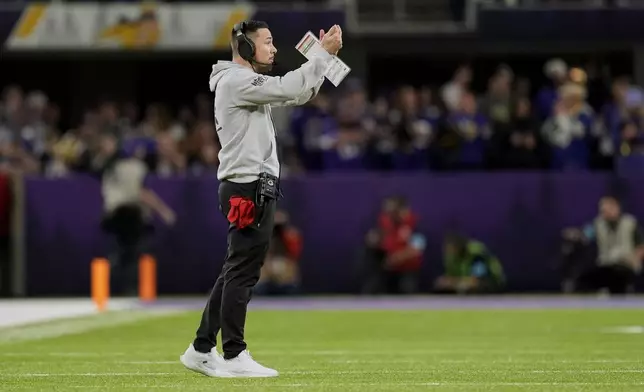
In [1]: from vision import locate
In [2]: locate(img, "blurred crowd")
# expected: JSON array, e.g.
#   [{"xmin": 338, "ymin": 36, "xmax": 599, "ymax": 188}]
[
  {"xmin": 0, "ymin": 88, "xmax": 220, "ymax": 178},
  {"xmin": 288, "ymin": 59, "xmax": 643, "ymax": 173},
  {"xmin": 1, "ymin": 57, "xmax": 644, "ymax": 177}
]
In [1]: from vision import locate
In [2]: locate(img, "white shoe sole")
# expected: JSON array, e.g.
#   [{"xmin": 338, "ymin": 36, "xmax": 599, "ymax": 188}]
[{"xmin": 180, "ymin": 354, "xmax": 232, "ymax": 378}]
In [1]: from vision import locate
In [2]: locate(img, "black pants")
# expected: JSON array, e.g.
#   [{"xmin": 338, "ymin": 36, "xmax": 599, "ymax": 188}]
[
  {"xmin": 361, "ymin": 247, "xmax": 418, "ymax": 295},
  {"xmin": 576, "ymin": 264, "xmax": 636, "ymax": 294},
  {"xmin": 101, "ymin": 204, "xmax": 150, "ymax": 296},
  {"xmin": 194, "ymin": 180, "xmax": 276, "ymax": 359}
]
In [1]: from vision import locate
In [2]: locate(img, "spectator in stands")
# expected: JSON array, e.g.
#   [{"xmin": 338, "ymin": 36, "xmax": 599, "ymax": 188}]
[
  {"xmin": 185, "ymin": 121, "xmax": 220, "ymax": 175},
  {"xmin": 0, "ymin": 88, "xmax": 19, "ymax": 160},
  {"xmin": 176, "ymin": 106, "xmax": 196, "ymax": 134},
  {"xmin": 73, "ymin": 114, "xmax": 109, "ymax": 175},
  {"xmin": 502, "ymin": 98, "xmax": 549, "ymax": 169},
  {"xmin": 481, "ymin": 66, "xmax": 532, "ymax": 169},
  {"xmin": 619, "ymin": 120, "xmax": 644, "ymax": 156},
  {"xmin": 98, "ymin": 101, "xmax": 122, "ymax": 137},
  {"xmin": 561, "ymin": 195, "xmax": 644, "ymax": 294},
  {"xmin": 434, "ymin": 232, "xmax": 505, "ymax": 294},
  {"xmin": 47, "ymin": 121, "xmax": 88, "ymax": 177},
  {"xmin": 536, "ymin": 58, "xmax": 569, "ymax": 119},
  {"xmin": 0, "ymin": 87, "xmax": 48, "ymax": 175},
  {"xmin": 479, "ymin": 65, "xmax": 515, "ymax": 135},
  {"xmin": 514, "ymin": 77, "xmax": 532, "ymax": 100},
  {"xmin": 602, "ymin": 80, "xmax": 644, "ymax": 172},
  {"xmin": 322, "ymin": 84, "xmax": 368, "ymax": 170},
  {"xmin": 418, "ymin": 86, "xmax": 442, "ymax": 122},
  {"xmin": 437, "ymin": 91, "xmax": 490, "ymax": 170},
  {"xmin": 120, "ymin": 101, "xmax": 141, "ymax": 137},
  {"xmin": 601, "ymin": 77, "xmax": 631, "ymax": 147},
  {"xmin": 441, "ymin": 65, "xmax": 472, "ymax": 112},
  {"xmin": 146, "ymin": 131, "xmax": 187, "ymax": 177},
  {"xmin": 361, "ymin": 196, "xmax": 425, "ymax": 294},
  {"xmin": 289, "ymin": 92, "xmax": 337, "ymax": 171},
  {"xmin": 363, "ymin": 94, "xmax": 395, "ymax": 170},
  {"xmin": 139, "ymin": 103, "xmax": 174, "ymax": 139},
  {"xmin": 194, "ymin": 93, "xmax": 213, "ymax": 123},
  {"xmin": 388, "ymin": 86, "xmax": 434, "ymax": 170},
  {"xmin": 255, "ymin": 210, "xmax": 303, "ymax": 296},
  {"xmin": 20, "ymin": 91, "xmax": 50, "ymax": 158},
  {"xmin": 0, "ymin": 85, "xmax": 24, "ymax": 129},
  {"xmin": 583, "ymin": 61, "xmax": 611, "ymax": 114},
  {"xmin": 541, "ymin": 83, "xmax": 594, "ymax": 170}
]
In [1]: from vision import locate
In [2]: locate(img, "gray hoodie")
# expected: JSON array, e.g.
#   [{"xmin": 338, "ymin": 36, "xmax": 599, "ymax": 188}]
[{"xmin": 209, "ymin": 54, "xmax": 330, "ymax": 183}]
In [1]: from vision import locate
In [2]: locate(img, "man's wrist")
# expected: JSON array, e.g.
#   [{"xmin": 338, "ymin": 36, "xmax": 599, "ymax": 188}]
[{"xmin": 318, "ymin": 49, "xmax": 333, "ymax": 62}]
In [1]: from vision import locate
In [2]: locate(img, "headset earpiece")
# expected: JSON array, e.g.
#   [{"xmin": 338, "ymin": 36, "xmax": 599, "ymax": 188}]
[{"xmin": 233, "ymin": 21, "xmax": 256, "ymax": 63}]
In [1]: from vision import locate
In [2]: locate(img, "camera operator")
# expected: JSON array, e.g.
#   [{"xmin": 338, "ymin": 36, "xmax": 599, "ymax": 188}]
[{"xmin": 562, "ymin": 196, "xmax": 644, "ymax": 294}]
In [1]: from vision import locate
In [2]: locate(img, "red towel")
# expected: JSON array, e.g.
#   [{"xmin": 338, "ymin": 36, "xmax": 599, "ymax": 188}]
[{"xmin": 227, "ymin": 196, "xmax": 255, "ymax": 229}]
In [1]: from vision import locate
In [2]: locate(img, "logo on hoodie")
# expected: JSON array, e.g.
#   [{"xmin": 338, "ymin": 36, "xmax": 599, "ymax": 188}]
[{"xmin": 251, "ymin": 76, "xmax": 269, "ymax": 87}]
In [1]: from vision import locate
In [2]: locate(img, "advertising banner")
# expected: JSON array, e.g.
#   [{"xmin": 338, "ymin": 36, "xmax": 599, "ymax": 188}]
[
  {"xmin": 0, "ymin": 2, "xmax": 345, "ymax": 51},
  {"xmin": 4, "ymin": 2, "xmax": 255, "ymax": 50}
]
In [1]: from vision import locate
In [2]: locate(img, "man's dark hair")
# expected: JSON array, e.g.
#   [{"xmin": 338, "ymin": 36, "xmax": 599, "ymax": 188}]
[{"xmin": 230, "ymin": 20, "xmax": 269, "ymax": 55}]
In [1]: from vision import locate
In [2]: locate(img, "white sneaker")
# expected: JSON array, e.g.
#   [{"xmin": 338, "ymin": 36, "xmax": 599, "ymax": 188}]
[
  {"xmin": 179, "ymin": 344, "xmax": 231, "ymax": 378},
  {"xmin": 221, "ymin": 350, "xmax": 279, "ymax": 378}
]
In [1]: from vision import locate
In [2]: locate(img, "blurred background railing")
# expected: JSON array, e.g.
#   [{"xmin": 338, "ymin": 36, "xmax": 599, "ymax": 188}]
[{"xmin": 345, "ymin": 0, "xmax": 471, "ymax": 34}]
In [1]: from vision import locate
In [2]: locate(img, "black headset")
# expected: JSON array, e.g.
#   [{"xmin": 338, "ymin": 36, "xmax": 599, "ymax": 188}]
[{"xmin": 232, "ymin": 21, "xmax": 255, "ymax": 63}]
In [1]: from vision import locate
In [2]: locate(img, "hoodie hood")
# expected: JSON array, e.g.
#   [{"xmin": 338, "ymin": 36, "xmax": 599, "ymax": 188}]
[{"xmin": 210, "ymin": 61, "xmax": 244, "ymax": 92}]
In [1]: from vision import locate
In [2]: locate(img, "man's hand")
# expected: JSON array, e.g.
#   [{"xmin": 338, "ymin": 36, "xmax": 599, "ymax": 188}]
[
  {"xmin": 140, "ymin": 188, "xmax": 176, "ymax": 226},
  {"xmin": 320, "ymin": 24, "xmax": 342, "ymax": 55},
  {"xmin": 562, "ymin": 227, "xmax": 582, "ymax": 241},
  {"xmin": 160, "ymin": 208, "xmax": 176, "ymax": 226}
]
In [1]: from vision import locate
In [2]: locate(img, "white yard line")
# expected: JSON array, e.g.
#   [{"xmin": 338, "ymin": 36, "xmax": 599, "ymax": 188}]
[
  {"xmin": 0, "ymin": 309, "xmax": 181, "ymax": 345},
  {"xmin": 601, "ymin": 326, "xmax": 644, "ymax": 334},
  {"xmin": 0, "ymin": 298, "xmax": 141, "ymax": 328}
]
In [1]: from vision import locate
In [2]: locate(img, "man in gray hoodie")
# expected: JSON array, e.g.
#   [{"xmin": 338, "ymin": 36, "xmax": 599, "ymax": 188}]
[{"xmin": 180, "ymin": 20, "xmax": 343, "ymax": 378}]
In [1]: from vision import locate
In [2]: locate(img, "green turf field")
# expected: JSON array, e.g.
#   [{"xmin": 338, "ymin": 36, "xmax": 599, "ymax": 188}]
[{"xmin": 1, "ymin": 309, "xmax": 643, "ymax": 391}]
